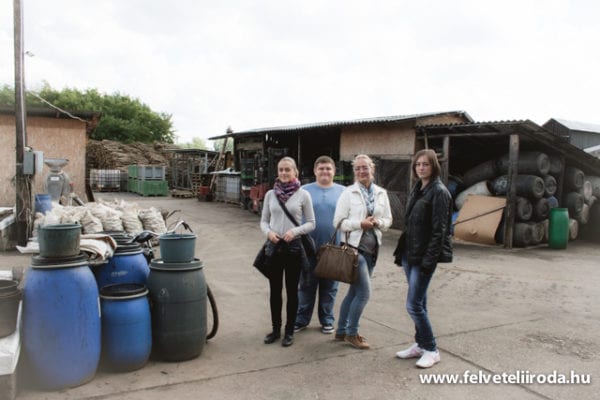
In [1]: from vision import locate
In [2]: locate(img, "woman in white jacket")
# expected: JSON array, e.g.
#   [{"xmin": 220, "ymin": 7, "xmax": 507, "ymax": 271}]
[{"xmin": 333, "ymin": 154, "xmax": 392, "ymax": 349}]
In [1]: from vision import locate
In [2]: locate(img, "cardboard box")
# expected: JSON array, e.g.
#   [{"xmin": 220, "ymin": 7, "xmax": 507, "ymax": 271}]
[{"xmin": 454, "ymin": 195, "xmax": 506, "ymax": 245}]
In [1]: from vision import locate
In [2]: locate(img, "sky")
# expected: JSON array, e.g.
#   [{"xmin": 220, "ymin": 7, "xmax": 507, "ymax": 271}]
[{"xmin": 1, "ymin": 0, "xmax": 600, "ymax": 145}]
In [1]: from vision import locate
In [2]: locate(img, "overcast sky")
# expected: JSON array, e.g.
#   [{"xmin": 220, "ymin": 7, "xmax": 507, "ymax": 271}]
[{"xmin": 1, "ymin": 0, "xmax": 599, "ymax": 144}]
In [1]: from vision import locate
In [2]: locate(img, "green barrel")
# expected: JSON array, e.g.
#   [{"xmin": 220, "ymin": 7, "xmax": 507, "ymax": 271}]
[
  {"xmin": 548, "ymin": 208, "xmax": 569, "ymax": 249},
  {"xmin": 147, "ymin": 260, "xmax": 206, "ymax": 361}
]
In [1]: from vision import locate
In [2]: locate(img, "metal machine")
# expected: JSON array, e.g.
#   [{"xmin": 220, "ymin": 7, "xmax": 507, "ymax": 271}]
[{"xmin": 44, "ymin": 158, "xmax": 73, "ymax": 202}]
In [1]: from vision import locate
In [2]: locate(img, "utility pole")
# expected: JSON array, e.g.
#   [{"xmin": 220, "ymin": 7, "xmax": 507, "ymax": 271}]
[{"xmin": 14, "ymin": 0, "xmax": 31, "ymax": 246}]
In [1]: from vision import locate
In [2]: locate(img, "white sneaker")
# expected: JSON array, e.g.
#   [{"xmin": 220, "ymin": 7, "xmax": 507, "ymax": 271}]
[
  {"xmin": 396, "ymin": 343, "xmax": 424, "ymax": 359},
  {"xmin": 416, "ymin": 350, "xmax": 440, "ymax": 368}
]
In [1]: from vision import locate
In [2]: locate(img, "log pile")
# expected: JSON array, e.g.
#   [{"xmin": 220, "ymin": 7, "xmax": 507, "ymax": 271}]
[{"xmin": 86, "ymin": 139, "xmax": 181, "ymax": 172}]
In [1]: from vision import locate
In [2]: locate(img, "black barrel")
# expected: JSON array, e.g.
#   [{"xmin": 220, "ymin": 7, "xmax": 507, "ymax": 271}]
[
  {"xmin": 564, "ymin": 192, "xmax": 584, "ymax": 215},
  {"xmin": 147, "ymin": 260, "xmax": 207, "ymax": 362},
  {"xmin": 515, "ymin": 197, "xmax": 533, "ymax": 222},
  {"xmin": 513, "ymin": 222, "xmax": 544, "ymax": 247},
  {"xmin": 543, "ymin": 175, "xmax": 557, "ymax": 197},
  {"xmin": 496, "ymin": 151, "xmax": 550, "ymax": 175},
  {"xmin": 461, "ymin": 160, "xmax": 498, "ymax": 188},
  {"xmin": 564, "ymin": 167, "xmax": 584, "ymax": 190},
  {"xmin": 492, "ymin": 175, "xmax": 545, "ymax": 199},
  {"xmin": 532, "ymin": 197, "xmax": 550, "ymax": 221},
  {"xmin": 548, "ymin": 156, "xmax": 563, "ymax": 177}
]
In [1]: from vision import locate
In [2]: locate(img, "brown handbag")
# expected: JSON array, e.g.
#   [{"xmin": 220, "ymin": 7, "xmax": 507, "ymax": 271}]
[{"xmin": 314, "ymin": 226, "xmax": 359, "ymax": 284}]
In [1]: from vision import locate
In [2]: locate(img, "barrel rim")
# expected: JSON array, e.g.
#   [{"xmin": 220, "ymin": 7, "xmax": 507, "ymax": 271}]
[
  {"xmin": 151, "ymin": 258, "xmax": 203, "ymax": 269},
  {"xmin": 159, "ymin": 233, "xmax": 197, "ymax": 240},
  {"xmin": 149, "ymin": 259, "xmax": 204, "ymax": 271},
  {"xmin": 100, "ymin": 283, "xmax": 149, "ymax": 299},
  {"xmin": 31, "ymin": 253, "xmax": 89, "ymax": 269}
]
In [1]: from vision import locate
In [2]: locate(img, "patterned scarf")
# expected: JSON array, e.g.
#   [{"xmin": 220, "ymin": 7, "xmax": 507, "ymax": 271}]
[
  {"xmin": 274, "ymin": 178, "xmax": 301, "ymax": 203},
  {"xmin": 359, "ymin": 183, "xmax": 375, "ymax": 216}
]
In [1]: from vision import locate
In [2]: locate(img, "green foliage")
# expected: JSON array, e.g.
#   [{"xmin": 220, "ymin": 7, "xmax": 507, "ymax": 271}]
[
  {"xmin": 0, "ymin": 82, "xmax": 174, "ymax": 143},
  {"xmin": 211, "ymin": 138, "xmax": 234, "ymax": 152},
  {"xmin": 180, "ymin": 137, "xmax": 209, "ymax": 149}
]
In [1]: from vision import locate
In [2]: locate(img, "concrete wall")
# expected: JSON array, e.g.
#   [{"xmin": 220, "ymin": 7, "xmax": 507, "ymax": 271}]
[{"xmin": 0, "ymin": 114, "xmax": 87, "ymax": 207}]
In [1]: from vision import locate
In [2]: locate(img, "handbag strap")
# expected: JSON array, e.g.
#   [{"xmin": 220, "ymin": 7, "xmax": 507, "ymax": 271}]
[
  {"xmin": 277, "ymin": 198, "xmax": 301, "ymax": 227},
  {"xmin": 329, "ymin": 221, "xmax": 351, "ymax": 245}
]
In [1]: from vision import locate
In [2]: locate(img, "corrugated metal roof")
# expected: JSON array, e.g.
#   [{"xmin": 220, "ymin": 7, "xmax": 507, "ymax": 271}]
[
  {"xmin": 552, "ymin": 118, "xmax": 600, "ymax": 134},
  {"xmin": 209, "ymin": 110, "xmax": 473, "ymax": 140},
  {"xmin": 418, "ymin": 119, "xmax": 600, "ymax": 176}
]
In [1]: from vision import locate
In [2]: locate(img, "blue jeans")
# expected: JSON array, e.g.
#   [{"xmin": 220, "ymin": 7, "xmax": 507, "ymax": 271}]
[
  {"xmin": 296, "ymin": 259, "xmax": 339, "ymax": 327},
  {"xmin": 403, "ymin": 261, "xmax": 437, "ymax": 351},
  {"xmin": 336, "ymin": 253, "xmax": 375, "ymax": 336}
]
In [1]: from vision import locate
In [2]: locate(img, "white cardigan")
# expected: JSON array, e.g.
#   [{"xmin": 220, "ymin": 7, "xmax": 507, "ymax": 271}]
[{"xmin": 333, "ymin": 182, "xmax": 393, "ymax": 248}]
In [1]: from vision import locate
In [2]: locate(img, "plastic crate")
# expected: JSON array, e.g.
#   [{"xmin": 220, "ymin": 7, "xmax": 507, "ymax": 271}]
[
  {"xmin": 127, "ymin": 165, "xmax": 138, "ymax": 178},
  {"xmin": 137, "ymin": 180, "xmax": 168, "ymax": 196},
  {"xmin": 137, "ymin": 165, "xmax": 166, "ymax": 180},
  {"xmin": 127, "ymin": 177, "xmax": 138, "ymax": 193}
]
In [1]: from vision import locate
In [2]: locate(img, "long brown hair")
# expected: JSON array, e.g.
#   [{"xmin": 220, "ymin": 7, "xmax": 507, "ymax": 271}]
[{"xmin": 412, "ymin": 149, "xmax": 441, "ymax": 180}]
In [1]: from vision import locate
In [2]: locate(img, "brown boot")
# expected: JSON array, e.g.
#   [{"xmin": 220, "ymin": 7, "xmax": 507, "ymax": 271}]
[
  {"xmin": 334, "ymin": 333, "xmax": 346, "ymax": 341},
  {"xmin": 344, "ymin": 334, "xmax": 370, "ymax": 349}
]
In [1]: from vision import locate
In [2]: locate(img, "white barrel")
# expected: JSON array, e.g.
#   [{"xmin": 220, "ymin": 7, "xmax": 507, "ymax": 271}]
[
  {"xmin": 579, "ymin": 180, "xmax": 593, "ymax": 204},
  {"xmin": 455, "ymin": 181, "xmax": 492, "ymax": 210},
  {"xmin": 568, "ymin": 218, "xmax": 579, "ymax": 241}
]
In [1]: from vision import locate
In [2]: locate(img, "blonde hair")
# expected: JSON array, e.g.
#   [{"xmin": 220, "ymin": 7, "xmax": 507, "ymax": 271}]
[
  {"xmin": 278, "ymin": 156, "xmax": 299, "ymax": 177},
  {"xmin": 352, "ymin": 154, "xmax": 375, "ymax": 182}
]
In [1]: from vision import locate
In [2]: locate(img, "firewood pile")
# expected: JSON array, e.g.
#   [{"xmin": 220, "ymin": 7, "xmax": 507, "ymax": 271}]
[{"xmin": 86, "ymin": 139, "xmax": 181, "ymax": 171}]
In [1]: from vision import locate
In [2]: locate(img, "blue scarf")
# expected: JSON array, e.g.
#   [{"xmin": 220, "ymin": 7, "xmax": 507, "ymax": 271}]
[{"xmin": 359, "ymin": 183, "xmax": 375, "ymax": 216}]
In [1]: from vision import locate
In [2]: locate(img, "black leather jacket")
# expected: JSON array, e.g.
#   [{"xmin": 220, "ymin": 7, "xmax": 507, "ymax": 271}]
[{"xmin": 393, "ymin": 177, "xmax": 453, "ymax": 271}]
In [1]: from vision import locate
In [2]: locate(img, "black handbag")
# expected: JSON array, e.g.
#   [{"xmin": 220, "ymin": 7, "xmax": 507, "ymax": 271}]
[
  {"xmin": 276, "ymin": 198, "xmax": 316, "ymax": 259},
  {"xmin": 314, "ymin": 226, "xmax": 359, "ymax": 284},
  {"xmin": 253, "ymin": 241, "xmax": 272, "ymax": 279}
]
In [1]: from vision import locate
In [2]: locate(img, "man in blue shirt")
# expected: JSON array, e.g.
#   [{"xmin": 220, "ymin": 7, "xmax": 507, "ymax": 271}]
[{"xmin": 294, "ymin": 156, "xmax": 346, "ymax": 334}]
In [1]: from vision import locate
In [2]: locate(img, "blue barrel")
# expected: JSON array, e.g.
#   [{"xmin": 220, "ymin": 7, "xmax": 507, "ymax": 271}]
[
  {"xmin": 147, "ymin": 260, "xmax": 207, "ymax": 361},
  {"xmin": 23, "ymin": 255, "xmax": 100, "ymax": 389},
  {"xmin": 95, "ymin": 243, "xmax": 149, "ymax": 288},
  {"xmin": 34, "ymin": 194, "xmax": 52, "ymax": 215},
  {"xmin": 100, "ymin": 283, "xmax": 152, "ymax": 372}
]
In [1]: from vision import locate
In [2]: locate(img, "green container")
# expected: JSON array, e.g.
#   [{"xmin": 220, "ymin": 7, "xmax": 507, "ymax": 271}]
[
  {"xmin": 548, "ymin": 208, "xmax": 569, "ymax": 249},
  {"xmin": 147, "ymin": 262, "xmax": 207, "ymax": 361},
  {"xmin": 138, "ymin": 180, "xmax": 168, "ymax": 196},
  {"xmin": 158, "ymin": 233, "xmax": 197, "ymax": 263},
  {"xmin": 127, "ymin": 165, "xmax": 138, "ymax": 178},
  {"xmin": 38, "ymin": 223, "xmax": 81, "ymax": 258},
  {"xmin": 127, "ymin": 178, "xmax": 137, "ymax": 193}
]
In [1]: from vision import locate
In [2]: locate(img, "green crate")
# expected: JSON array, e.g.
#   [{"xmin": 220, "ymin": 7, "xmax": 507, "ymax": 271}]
[
  {"xmin": 137, "ymin": 165, "xmax": 166, "ymax": 180},
  {"xmin": 138, "ymin": 180, "xmax": 168, "ymax": 196},
  {"xmin": 128, "ymin": 177, "xmax": 140, "ymax": 193},
  {"xmin": 128, "ymin": 165, "xmax": 138, "ymax": 178}
]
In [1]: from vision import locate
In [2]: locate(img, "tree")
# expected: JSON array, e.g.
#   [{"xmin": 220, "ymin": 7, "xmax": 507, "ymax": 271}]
[
  {"xmin": 180, "ymin": 137, "xmax": 209, "ymax": 149},
  {"xmin": 0, "ymin": 83, "xmax": 174, "ymax": 143},
  {"xmin": 211, "ymin": 138, "xmax": 234, "ymax": 152}
]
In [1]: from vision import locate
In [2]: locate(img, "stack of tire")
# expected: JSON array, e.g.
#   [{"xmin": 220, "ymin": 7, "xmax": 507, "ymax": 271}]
[{"xmin": 451, "ymin": 151, "xmax": 598, "ymax": 247}]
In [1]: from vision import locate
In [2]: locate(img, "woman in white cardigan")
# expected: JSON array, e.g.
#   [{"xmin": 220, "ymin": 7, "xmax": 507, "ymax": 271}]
[{"xmin": 332, "ymin": 154, "xmax": 392, "ymax": 349}]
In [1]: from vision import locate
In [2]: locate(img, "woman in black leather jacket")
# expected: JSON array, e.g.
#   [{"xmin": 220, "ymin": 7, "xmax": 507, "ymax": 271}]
[{"xmin": 393, "ymin": 149, "xmax": 453, "ymax": 369}]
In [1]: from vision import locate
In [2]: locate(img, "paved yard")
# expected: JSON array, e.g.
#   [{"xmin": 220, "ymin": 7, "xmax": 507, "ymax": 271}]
[{"xmin": 2, "ymin": 192, "xmax": 598, "ymax": 400}]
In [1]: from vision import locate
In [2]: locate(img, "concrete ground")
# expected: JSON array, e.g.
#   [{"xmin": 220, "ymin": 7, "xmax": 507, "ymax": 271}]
[{"xmin": 1, "ymin": 192, "xmax": 598, "ymax": 400}]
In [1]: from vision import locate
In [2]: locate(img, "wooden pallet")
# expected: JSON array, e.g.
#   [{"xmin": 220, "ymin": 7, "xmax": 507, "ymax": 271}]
[
  {"xmin": 92, "ymin": 185, "xmax": 121, "ymax": 192},
  {"xmin": 170, "ymin": 190, "xmax": 195, "ymax": 198}
]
